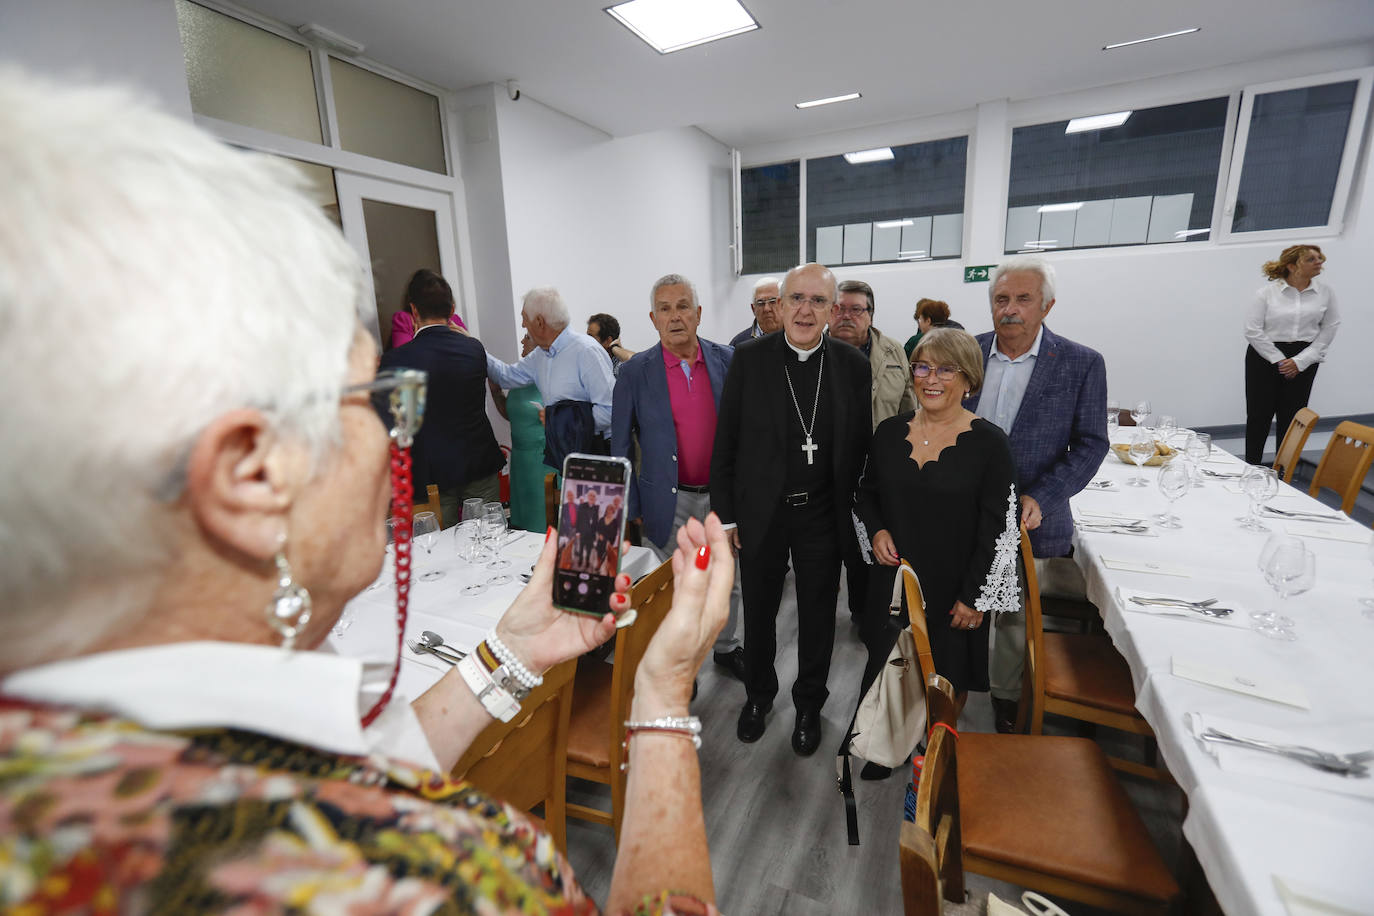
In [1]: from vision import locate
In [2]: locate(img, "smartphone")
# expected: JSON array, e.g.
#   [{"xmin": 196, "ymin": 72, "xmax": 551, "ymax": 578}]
[{"xmin": 554, "ymin": 453, "xmax": 632, "ymax": 616}]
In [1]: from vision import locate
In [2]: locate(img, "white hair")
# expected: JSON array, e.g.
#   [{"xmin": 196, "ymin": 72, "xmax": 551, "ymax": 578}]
[
  {"xmin": 522, "ymin": 286, "xmax": 570, "ymax": 329},
  {"xmin": 752, "ymin": 276, "xmax": 781, "ymax": 296},
  {"xmin": 650, "ymin": 273, "xmax": 699, "ymax": 308},
  {"xmin": 0, "ymin": 69, "xmax": 364, "ymax": 611},
  {"xmin": 989, "ymin": 256, "xmax": 1057, "ymax": 307}
]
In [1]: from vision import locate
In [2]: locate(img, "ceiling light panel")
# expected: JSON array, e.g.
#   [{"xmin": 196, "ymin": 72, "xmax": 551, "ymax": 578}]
[
  {"xmin": 796, "ymin": 92, "xmax": 862, "ymax": 109},
  {"xmin": 606, "ymin": 0, "xmax": 758, "ymax": 54},
  {"xmin": 1038, "ymin": 202, "xmax": 1084, "ymax": 213},
  {"xmin": 1065, "ymin": 111, "xmax": 1132, "ymax": 133},
  {"xmin": 843, "ymin": 147, "xmax": 894, "ymax": 164}
]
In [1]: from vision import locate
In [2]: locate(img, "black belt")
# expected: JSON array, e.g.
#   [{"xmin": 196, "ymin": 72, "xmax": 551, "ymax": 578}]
[{"xmin": 677, "ymin": 483, "xmax": 710, "ymax": 493}]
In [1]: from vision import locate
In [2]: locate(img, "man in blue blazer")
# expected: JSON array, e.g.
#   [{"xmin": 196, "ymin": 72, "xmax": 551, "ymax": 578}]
[
  {"xmin": 612, "ymin": 274, "xmax": 745, "ymax": 678},
  {"xmin": 965, "ymin": 256, "xmax": 1109, "ymax": 732}
]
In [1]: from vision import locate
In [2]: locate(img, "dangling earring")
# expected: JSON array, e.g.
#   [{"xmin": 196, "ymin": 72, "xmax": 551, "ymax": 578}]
[{"xmin": 265, "ymin": 538, "xmax": 311, "ymax": 650}]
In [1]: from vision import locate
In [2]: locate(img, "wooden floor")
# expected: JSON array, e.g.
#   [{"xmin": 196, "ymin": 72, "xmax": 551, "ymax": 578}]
[{"xmin": 562, "ymin": 571, "xmax": 1189, "ymax": 915}]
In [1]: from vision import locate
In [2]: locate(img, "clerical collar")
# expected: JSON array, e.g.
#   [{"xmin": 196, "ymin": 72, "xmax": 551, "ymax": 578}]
[{"xmin": 785, "ymin": 334, "xmax": 824, "ymax": 362}]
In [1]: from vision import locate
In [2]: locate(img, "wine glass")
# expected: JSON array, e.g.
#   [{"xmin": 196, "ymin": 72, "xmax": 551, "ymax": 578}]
[
  {"xmin": 1127, "ymin": 429, "xmax": 1155, "ymax": 487},
  {"xmin": 462, "ymin": 497, "xmax": 485, "ymax": 524},
  {"xmin": 412, "ymin": 511, "xmax": 443, "ymax": 581},
  {"xmin": 1106, "ymin": 405, "xmax": 1120, "ymax": 441},
  {"xmin": 1186, "ymin": 432, "xmax": 1212, "ymax": 486},
  {"xmin": 482, "ymin": 504, "xmax": 511, "ymax": 571},
  {"xmin": 1237, "ymin": 466, "xmax": 1277, "ymax": 531},
  {"xmin": 1156, "ymin": 415, "xmax": 1177, "ymax": 443},
  {"xmin": 1131, "ymin": 400, "xmax": 1152, "ymax": 429},
  {"xmin": 1252, "ymin": 542, "xmax": 1314, "ymax": 640},
  {"xmin": 1156, "ymin": 459, "xmax": 1190, "ymax": 528},
  {"xmin": 1360, "ymin": 531, "xmax": 1374, "ymax": 617}
]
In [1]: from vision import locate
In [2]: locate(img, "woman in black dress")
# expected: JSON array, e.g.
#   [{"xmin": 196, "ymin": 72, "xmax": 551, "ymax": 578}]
[{"xmin": 855, "ymin": 327, "xmax": 1020, "ymax": 726}]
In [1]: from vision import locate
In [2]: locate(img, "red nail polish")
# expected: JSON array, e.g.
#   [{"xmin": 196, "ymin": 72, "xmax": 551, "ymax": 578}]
[
  {"xmin": 545, "ymin": 527, "xmax": 554, "ymax": 543},
  {"xmin": 695, "ymin": 545, "xmax": 710, "ymax": 570}
]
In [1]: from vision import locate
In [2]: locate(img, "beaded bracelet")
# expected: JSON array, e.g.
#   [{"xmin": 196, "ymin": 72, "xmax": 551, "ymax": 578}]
[
  {"xmin": 484, "ymin": 629, "xmax": 542, "ymax": 689},
  {"xmin": 620, "ymin": 716, "xmax": 702, "ymax": 772}
]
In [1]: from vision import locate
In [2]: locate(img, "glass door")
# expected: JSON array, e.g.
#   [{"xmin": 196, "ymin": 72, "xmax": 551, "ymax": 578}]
[{"xmin": 335, "ymin": 173, "xmax": 462, "ymax": 350}]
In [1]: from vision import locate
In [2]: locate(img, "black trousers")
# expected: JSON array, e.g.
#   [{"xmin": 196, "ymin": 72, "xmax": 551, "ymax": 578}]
[
  {"xmin": 740, "ymin": 496, "xmax": 841, "ymax": 711},
  {"xmin": 841, "ymin": 533, "xmax": 870, "ymax": 621},
  {"xmin": 1245, "ymin": 342, "xmax": 1318, "ymax": 464}
]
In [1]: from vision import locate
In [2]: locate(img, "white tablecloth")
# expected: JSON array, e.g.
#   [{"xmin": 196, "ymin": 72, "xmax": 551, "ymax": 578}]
[
  {"xmin": 1069, "ymin": 440, "xmax": 1374, "ymax": 915},
  {"xmin": 327, "ymin": 527, "xmax": 657, "ymax": 703}
]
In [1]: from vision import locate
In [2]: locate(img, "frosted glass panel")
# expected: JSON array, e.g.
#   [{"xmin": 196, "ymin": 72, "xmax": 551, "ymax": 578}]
[
  {"xmin": 1073, "ymin": 200, "xmax": 1113, "ymax": 247},
  {"xmin": 931, "ymin": 213, "xmax": 962, "ymax": 257},
  {"xmin": 843, "ymin": 223, "xmax": 872, "ymax": 263},
  {"xmin": 176, "ymin": 0, "xmax": 322, "ymax": 144},
  {"xmin": 871, "ymin": 222, "xmax": 903, "ymax": 261},
  {"xmin": 1109, "ymin": 196, "xmax": 1152, "ymax": 245},
  {"xmin": 1037, "ymin": 211, "xmax": 1074, "ymax": 250},
  {"xmin": 900, "ymin": 217, "xmax": 932, "ymax": 259},
  {"xmin": 332, "ymin": 59, "xmax": 446, "ymax": 174},
  {"xmin": 1005, "ymin": 206, "xmax": 1040, "ymax": 251},
  {"xmin": 1147, "ymin": 193, "xmax": 1194, "ymax": 242},
  {"xmin": 272, "ymin": 155, "xmax": 339, "ymax": 227},
  {"xmin": 815, "ymin": 225, "xmax": 844, "ymax": 265},
  {"xmin": 363, "ymin": 199, "xmax": 443, "ymax": 351}
]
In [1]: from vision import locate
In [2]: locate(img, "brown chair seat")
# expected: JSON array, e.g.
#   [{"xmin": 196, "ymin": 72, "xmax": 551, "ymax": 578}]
[
  {"xmin": 566, "ymin": 659, "xmax": 615, "ymax": 769},
  {"xmin": 959, "ymin": 731, "xmax": 1179, "ymax": 905},
  {"xmin": 1042, "ymin": 633, "xmax": 1141, "ymax": 718}
]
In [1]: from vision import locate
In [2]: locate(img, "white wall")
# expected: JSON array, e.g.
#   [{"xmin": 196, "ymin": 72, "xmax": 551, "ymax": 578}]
[
  {"xmin": 490, "ymin": 93, "xmax": 734, "ymax": 356},
  {"xmin": 729, "ymin": 43, "xmax": 1374, "ymax": 429},
  {"xmin": 0, "ymin": 0, "xmax": 191, "ymax": 117}
]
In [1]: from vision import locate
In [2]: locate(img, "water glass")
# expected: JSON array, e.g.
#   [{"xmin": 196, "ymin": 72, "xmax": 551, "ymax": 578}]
[
  {"xmin": 413, "ymin": 511, "xmax": 443, "ymax": 581},
  {"xmin": 1127, "ymin": 429, "xmax": 1155, "ymax": 487},
  {"xmin": 482, "ymin": 504, "xmax": 511, "ymax": 571},
  {"xmin": 1185, "ymin": 432, "xmax": 1212, "ymax": 486},
  {"xmin": 1106, "ymin": 409, "xmax": 1120, "ymax": 440},
  {"xmin": 462, "ymin": 497, "xmax": 485, "ymax": 524},
  {"xmin": 1252, "ymin": 542, "xmax": 1314, "ymax": 640},
  {"xmin": 1156, "ymin": 459, "xmax": 1190, "ymax": 528},
  {"xmin": 1237, "ymin": 466, "xmax": 1277, "ymax": 531},
  {"xmin": 454, "ymin": 519, "xmax": 481, "ymax": 563}
]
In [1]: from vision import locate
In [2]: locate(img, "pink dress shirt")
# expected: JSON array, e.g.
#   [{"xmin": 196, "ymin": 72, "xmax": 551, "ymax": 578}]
[
  {"xmin": 661, "ymin": 343, "xmax": 717, "ymax": 487},
  {"xmin": 390, "ymin": 310, "xmax": 467, "ymax": 349}
]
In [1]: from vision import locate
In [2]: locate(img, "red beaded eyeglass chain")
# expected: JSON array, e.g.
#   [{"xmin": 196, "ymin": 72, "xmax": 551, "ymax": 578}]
[{"xmin": 360, "ymin": 441, "xmax": 414, "ymax": 728}]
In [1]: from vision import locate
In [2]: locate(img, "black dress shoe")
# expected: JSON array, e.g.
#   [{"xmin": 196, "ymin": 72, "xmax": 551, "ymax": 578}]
[
  {"xmin": 991, "ymin": 697, "xmax": 1019, "ymax": 734},
  {"xmin": 737, "ymin": 701, "xmax": 769, "ymax": 743},
  {"xmin": 791, "ymin": 708, "xmax": 822, "ymax": 756},
  {"xmin": 712, "ymin": 647, "xmax": 748, "ymax": 681}
]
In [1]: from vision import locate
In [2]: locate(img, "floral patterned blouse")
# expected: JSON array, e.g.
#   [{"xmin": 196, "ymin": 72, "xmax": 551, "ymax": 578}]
[{"xmin": 0, "ymin": 698, "xmax": 709, "ymax": 915}]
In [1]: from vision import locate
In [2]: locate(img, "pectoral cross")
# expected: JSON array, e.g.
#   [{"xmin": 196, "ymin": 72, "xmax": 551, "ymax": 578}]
[{"xmin": 801, "ymin": 436, "xmax": 818, "ymax": 465}]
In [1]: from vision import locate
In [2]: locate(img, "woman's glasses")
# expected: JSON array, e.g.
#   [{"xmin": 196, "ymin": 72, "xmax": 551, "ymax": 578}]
[
  {"xmin": 911, "ymin": 362, "xmax": 963, "ymax": 381},
  {"xmin": 343, "ymin": 368, "xmax": 427, "ymax": 447}
]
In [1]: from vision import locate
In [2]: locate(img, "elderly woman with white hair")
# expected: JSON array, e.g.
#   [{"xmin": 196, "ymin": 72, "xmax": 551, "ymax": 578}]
[{"xmin": 0, "ymin": 70, "xmax": 728, "ymax": 915}]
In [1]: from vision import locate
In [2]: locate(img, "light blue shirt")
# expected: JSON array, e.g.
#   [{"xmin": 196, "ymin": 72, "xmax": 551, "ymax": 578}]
[
  {"xmin": 975, "ymin": 325, "xmax": 1044, "ymax": 435},
  {"xmin": 487, "ymin": 325, "xmax": 616, "ymax": 434}
]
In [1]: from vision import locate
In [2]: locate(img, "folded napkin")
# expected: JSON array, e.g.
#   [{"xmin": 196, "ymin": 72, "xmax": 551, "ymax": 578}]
[
  {"xmin": 1275, "ymin": 875, "xmax": 1374, "ymax": 916},
  {"xmin": 1100, "ymin": 556, "xmax": 1191, "ymax": 577},
  {"xmin": 1073, "ymin": 510, "xmax": 1158, "ymax": 536},
  {"xmin": 1115, "ymin": 587, "xmax": 1248, "ymax": 628},
  {"xmin": 1285, "ymin": 522, "xmax": 1369, "ymax": 544},
  {"xmin": 1184, "ymin": 711, "xmax": 1374, "ymax": 800}
]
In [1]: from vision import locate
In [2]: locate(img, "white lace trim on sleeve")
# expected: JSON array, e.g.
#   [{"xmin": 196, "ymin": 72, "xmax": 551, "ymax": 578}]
[
  {"xmin": 976, "ymin": 483, "xmax": 1020, "ymax": 615},
  {"xmin": 852, "ymin": 509, "xmax": 874, "ymax": 565}
]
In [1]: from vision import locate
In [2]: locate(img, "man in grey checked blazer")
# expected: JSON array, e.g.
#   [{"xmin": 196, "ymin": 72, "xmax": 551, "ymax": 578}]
[{"xmin": 965, "ymin": 256, "xmax": 1109, "ymax": 732}]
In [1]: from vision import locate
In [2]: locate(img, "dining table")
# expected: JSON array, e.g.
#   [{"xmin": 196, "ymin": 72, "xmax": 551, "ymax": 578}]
[
  {"xmin": 1066, "ymin": 434, "xmax": 1374, "ymax": 915},
  {"xmin": 328, "ymin": 525, "xmax": 659, "ymax": 711}
]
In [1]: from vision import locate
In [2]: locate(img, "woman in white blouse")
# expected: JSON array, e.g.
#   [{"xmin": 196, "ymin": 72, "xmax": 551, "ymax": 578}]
[{"xmin": 1243, "ymin": 244, "xmax": 1340, "ymax": 464}]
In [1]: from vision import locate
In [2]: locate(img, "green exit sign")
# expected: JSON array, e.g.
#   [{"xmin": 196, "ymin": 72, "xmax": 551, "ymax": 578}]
[{"xmin": 964, "ymin": 265, "xmax": 995, "ymax": 283}]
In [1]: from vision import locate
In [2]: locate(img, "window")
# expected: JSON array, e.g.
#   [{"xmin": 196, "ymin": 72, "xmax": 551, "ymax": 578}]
[
  {"xmin": 1222, "ymin": 70, "xmax": 1373, "ymax": 238},
  {"xmin": 175, "ymin": 0, "xmax": 323, "ymax": 145},
  {"xmin": 1006, "ymin": 98, "xmax": 1228, "ymax": 253},
  {"xmin": 808, "ymin": 137, "xmax": 967, "ymax": 265},
  {"xmin": 330, "ymin": 59, "xmax": 447, "ymax": 174},
  {"xmin": 740, "ymin": 161, "xmax": 800, "ymax": 275}
]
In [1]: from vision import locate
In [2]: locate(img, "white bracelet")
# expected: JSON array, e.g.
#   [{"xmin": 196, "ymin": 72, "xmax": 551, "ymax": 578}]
[
  {"xmin": 620, "ymin": 716, "xmax": 703, "ymax": 772},
  {"xmin": 485, "ymin": 629, "xmax": 542, "ymax": 689},
  {"xmin": 457, "ymin": 654, "xmax": 521, "ymax": 723}
]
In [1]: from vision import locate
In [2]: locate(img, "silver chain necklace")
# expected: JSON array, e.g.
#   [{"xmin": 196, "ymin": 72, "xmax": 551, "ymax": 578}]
[{"xmin": 783, "ymin": 347, "xmax": 825, "ymax": 465}]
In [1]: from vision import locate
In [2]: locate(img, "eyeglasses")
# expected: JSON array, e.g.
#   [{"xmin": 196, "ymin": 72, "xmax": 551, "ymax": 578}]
[
  {"xmin": 344, "ymin": 368, "xmax": 428, "ymax": 446},
  {"xmin": 831, "ymin": 305, "xmax": 872, "ymax": 318},
  {"xmin": 785, "ymin": 292, "xmax": 833, "ymax": 308},
  {"xmin": 911, "ymin": 362, "xmax": 963, "ymax": 381},
  {"xmin": 752, "ymin": 296, "xmax": 780, "ymax": 308}
]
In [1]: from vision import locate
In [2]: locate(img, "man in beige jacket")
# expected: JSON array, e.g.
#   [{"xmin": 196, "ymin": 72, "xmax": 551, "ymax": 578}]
[{"xmin": 829, "ymin": 279, "xmax": 915, "ymax": 624}]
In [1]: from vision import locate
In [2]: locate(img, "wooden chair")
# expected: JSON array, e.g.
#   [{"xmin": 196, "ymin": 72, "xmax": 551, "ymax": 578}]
[
  {"xmin": 416, "ymin": 482, "xmax": 443, "ymax": 527},
  {"xmin": 901, "ymin": 676, "xmax": 1180, "ymax": 915},
  {"xmin": 1115, "ymin": 408, "xmax": 1136, "ymax": 427},
  {"xmin": 564, "ymin": 557, "xmax": 675, "ymax": 840},
  {"xmin": 1308, "ymin": 420, "xmax": 1374, "ymax": 514},
  {"xmin": 544, "ymin": 471, "xmax": 559, "ymax": 529},
  {"xmin": 452, "ymin": 658, "xmax": 576, "ymax": 854},
  {"xmin": 1018, "ymin": 525, "xmax": 1164, "ymax": 781},
  {"xmin": 1273, "ymin": 407, "xmax": 1319, "ymax": 482}
]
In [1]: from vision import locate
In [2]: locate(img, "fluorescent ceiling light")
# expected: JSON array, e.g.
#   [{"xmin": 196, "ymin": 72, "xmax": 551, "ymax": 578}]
[
  {"xmin": 898, "ymin": 250, "xmax": 929, "ymax": 259},
  {"xmin": 875, "ymin": 219, "xmax": 913, "ymax": 229},
  {"xmin": 606, "ymin": 0, "xmax": 758, "ymax": 54},
  {"xmin": 1104, "ymin": 27, "xmax": 1200, "ymax": 51},
  {"xmin": 796, "ymin": 92, "xmax": 862, "ymax": 109},
  {"xmin": 1065, "ymin": 111, "xmax": 1132, "ymax": 133},
  {"xmin": 1038, "ymin": 202, "xmax": 1084, "ymax": 213},
  {"xmin": 1024, "ymin": 240, "xmax": 1058, "ymax": 248},
  {"xmin": 843, "ymin": 147, "xmax": 894, "ymax": 164}
]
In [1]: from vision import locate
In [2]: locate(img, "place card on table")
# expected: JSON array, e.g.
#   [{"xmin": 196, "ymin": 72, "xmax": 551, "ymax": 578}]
[
  {"xmin": 1285, "ymin": 522, "xmax": 1369, "ymax": 544},
  {"xmin": 1275, "ymin": 875, "xmax": 1374, "ymax": 916},
  {"xmin": 1101, "ymin": 556, "xmax": 1191, "ymax": 577},
  {"xmin": 1173, "ymin": 658, "xmax": 1310, "ymax": 708}
]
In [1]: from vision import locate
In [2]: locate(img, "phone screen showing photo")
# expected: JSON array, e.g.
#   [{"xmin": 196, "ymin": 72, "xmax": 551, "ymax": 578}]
[{"xmin": 554, "ymin": 454, "xmax": 631, "ymax": 616}]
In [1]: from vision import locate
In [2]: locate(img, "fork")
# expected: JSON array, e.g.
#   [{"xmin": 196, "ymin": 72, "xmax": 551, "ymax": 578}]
[
  {"xmin": 1260, "ymin": 506, "xmax": 1343, "ymax": 522},
  {"xmin": 1131, "ymin": 596, "xmax": 1218, "ymax": 608},
  {"xmin": 1201, "ymin": 728, "xmax": 1373, "ymax": 777},
  {"xmin": 1130, "ymin": 598, "xmax": 1233, "ymax": 617},
  {"xmin": 407, "ymin": 638, "xmax": 460, "ymax": 665}
]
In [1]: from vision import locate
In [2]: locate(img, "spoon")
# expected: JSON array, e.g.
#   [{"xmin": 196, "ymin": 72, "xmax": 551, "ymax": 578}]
[
  {"xmin": 419, "ymin": 630, "xmax": 466, "ymax": 660},
  {"xmin": 407, "ymin": 638, "xmax": 458, "ymax": 665}
]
